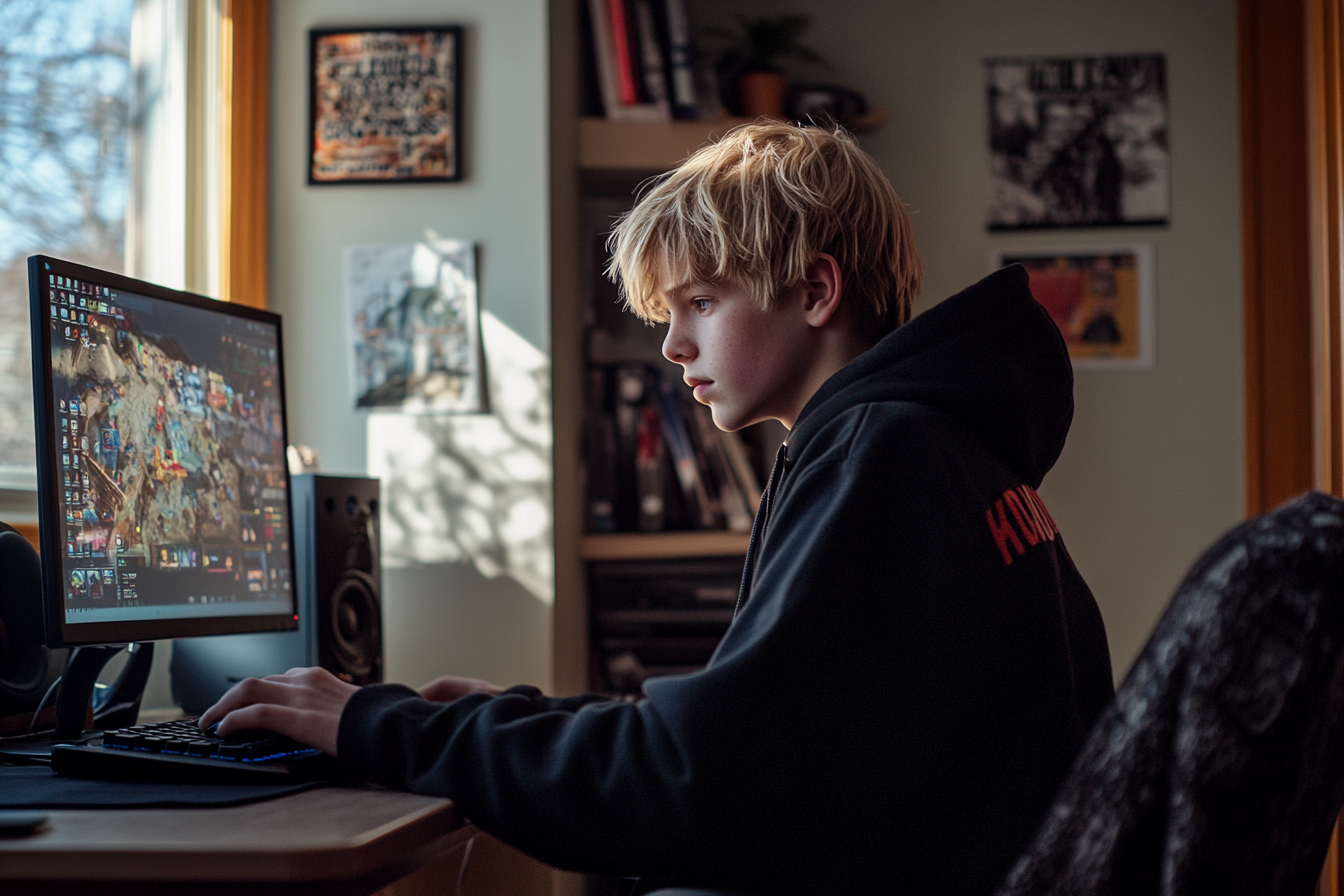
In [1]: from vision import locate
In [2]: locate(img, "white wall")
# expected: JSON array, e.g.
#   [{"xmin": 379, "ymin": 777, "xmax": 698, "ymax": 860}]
[
  {"xmin": 269, "ymin": 0, "xmax": 554, "ymax": 691},
  {"xmin": 691, "ymin": 0, "xmax": 1244, "ymax": 679}
]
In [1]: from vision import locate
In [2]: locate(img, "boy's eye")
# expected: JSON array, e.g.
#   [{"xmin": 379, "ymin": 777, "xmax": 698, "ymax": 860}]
[{"xmin": 692, "ymin": 298, "xmax": 711, "ymax": 313}]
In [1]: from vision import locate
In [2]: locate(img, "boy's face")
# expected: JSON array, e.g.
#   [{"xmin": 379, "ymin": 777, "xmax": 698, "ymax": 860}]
[{"xmin": 660, "ymin": 276, "xmax": 821, "ymax": 431}]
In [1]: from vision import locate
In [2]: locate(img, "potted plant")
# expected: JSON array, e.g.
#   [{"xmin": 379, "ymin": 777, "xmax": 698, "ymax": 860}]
[{"xmin": 711, "ymin": 15, "xmax": 826, "ymax": 120}]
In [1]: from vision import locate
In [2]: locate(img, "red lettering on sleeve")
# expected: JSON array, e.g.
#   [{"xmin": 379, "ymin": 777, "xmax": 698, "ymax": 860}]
[
  {"xmin": 986, "ymin": 498, "xmax": 1025, "ymax": 565},
  {"xmin": 1003, "ymin": 490, "xmax": 1040, "ymax": 546}
]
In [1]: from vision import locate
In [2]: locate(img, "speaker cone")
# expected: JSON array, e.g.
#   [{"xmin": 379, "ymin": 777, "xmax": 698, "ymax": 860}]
[{"xmin": 327, "ymin": 569, "xmax": 380, "ymax": 681}]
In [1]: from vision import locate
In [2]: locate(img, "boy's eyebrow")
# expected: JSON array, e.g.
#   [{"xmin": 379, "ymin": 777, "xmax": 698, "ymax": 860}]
[
  {"xmin": 659, "ymin": 281, "xmax": 692, "ymax": 302},
  {"xmin": 661, "ymin": 279, "xmax": 714, "ymax": 300}
]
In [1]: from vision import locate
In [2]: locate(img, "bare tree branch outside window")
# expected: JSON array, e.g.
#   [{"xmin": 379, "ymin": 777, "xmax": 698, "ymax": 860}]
[{"xmin": 0, "ymin": 0, "xmax": 131, "ymax": 485}]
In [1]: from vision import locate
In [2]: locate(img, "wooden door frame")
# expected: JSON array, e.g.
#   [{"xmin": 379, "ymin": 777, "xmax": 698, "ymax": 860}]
[
  {"xmin": 1242, "ymin": 1, "xmax": 1344, "ymax": 892},
  {"xmin": 1241, "ymin": 0, "xmax": 1315, "ymax": 513},
  {"xmin": 219, "ymin": 0, "xmax": 269, "ymax": 310}
]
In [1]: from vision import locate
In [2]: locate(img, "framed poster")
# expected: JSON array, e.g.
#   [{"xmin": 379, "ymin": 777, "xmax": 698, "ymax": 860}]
[
  {"xmin": 309, "ymin": 26, "xmax": 463, "ymax": 185},
  {"xmin": 986, "ymin": 54, "xmax": 1168, "ymax": 230},
  {"xmin": 346, "ymin": 238, "xmax": 483, "ymax": 413},
  {"xmin": 992, "ymin": 245, "xmax": 1155, "ymax": 369}
]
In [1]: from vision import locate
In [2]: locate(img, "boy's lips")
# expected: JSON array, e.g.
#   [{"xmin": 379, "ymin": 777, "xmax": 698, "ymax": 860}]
[{"xmin": 686, "ymin": 377, "xmax": 713, "ymax": 400}]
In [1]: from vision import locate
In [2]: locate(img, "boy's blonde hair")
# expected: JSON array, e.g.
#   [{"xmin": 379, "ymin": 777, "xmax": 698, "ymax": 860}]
[{"xmin": 607, "ymin": 122, "xmax": 922, "ymax": 341}]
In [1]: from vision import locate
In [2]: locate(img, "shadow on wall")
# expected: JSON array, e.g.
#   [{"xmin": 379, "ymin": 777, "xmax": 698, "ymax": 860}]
[
  {"xmin": 368, "ymin": 311, "xmax": 554, "ymax": 604},
  {"xmin": 382, "ymin": 561, "xmax": 551, "ymax": 688}
]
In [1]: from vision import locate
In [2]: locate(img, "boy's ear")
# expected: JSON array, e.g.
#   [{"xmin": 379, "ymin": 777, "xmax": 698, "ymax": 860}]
[{"xmin": 801, "ymin": 253, "xmax": 843, "ymax": 328}]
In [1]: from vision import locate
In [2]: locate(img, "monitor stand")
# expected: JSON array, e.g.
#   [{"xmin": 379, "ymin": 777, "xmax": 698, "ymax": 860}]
[{"xmin": 0, "ymin": 641, "xmax": 153, "ymax": 762}]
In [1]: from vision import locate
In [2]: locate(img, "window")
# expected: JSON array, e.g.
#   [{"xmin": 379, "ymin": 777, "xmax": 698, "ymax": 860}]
[
  {"xmin": 0, "ymin": 0, "xmax": 133, "ymax": 488},
  {"xmin": 0, "ymin": 0, "xmax": 268, "ymax": 500}
]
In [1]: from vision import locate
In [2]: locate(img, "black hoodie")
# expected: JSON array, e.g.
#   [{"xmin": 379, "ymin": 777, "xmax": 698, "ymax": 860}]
[{"xmin": 337, "ymin": 265, "xmax": 1114, "ymax": 895}]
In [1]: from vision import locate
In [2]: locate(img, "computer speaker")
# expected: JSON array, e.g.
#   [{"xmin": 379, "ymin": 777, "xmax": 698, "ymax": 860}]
[
  {"xmin": 0, "ymin": 522, "xmax": 65, "ymax": 722},
  {"xmin": 171, "ymin": 474, "xmax": 384, "ymax": 714}
]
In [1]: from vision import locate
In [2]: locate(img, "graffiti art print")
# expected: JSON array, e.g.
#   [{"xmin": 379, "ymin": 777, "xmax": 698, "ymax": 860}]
[
  {"xmin": 987, "ymin": 54, "xmax": 1168, "ymax": 230},
  {"xmin": 310, "ymin": 26, "xmax": 462, "ymax": 184},
  {"xmin": 993, "ymin": 245, "xmax": 1155, "ymax": 368},
  {"xmin": 347, "ymin": 239, "xmax": 483, "ymax": 412}
]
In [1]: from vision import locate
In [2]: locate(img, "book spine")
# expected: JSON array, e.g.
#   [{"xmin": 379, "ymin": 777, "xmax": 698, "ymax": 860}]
[
  {"xmin": 585, "ymin": 414, "xmax": 619, "ymax": 532},
  {"xmin": 607, "ymin": 0, "xmax": 640, "ymax": 106},
  {"xmin": 613, "ymin": 363, "xmax": 648, "ymax": 530},
  {"xmin": 576, "ymin": 0, "xmax": 605, "ymax": 117},
  {"xmin": 584, "ymin": 367, "xmax": 619, "ymax": 532},
  {"xmin": 635, "ymin": 405, "xmax": 666, "ymax": 530},
  {"xmin": 661, "ymin": 0, "xmax": 698, "ymax": 119},
  {"xmin": 632, "ymin": 0, "xmax": 672, "ymax": 119},
  {"xmin": 690, "ymin": 404, "xmax": 752, "ymax": 532},
  {"xmin": 655, "ymin": 377, "xmax": 718, "ymax": 528},
  {"xmin": 586, "ymin": 0, "xmax": 624, "ymax": 118}
]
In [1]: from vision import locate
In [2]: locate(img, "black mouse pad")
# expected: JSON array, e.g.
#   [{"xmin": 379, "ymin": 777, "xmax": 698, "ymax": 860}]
[{"xmin": 0, "ymin": 765, "xmax": 325, "ymax": 808}]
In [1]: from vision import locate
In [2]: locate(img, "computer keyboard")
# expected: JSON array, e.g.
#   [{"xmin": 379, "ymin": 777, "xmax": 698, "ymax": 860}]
[{"xmin": 49, "ymin": 718, "xmax": 336, "ymax": 783}]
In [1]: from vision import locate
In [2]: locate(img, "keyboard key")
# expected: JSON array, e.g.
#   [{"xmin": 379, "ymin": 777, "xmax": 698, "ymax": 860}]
[{"xmin": 103, "ymin": 731, "xmax": 141, "ymax": 748}]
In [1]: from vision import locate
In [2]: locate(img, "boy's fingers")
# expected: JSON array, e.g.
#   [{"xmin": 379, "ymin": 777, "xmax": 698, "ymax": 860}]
[
  {"xmin": 198, "ymin": 674, "xmax": 301, "ymax": 729},
  {"xmin": 217, "ymin": 704, "xmax": 341, "ymax": 755}
]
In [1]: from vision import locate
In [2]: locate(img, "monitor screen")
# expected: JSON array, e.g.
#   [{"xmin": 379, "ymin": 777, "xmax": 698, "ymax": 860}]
[{"xmin": 28, "ymin": 255, "xmax": 298, "ymax": 646}]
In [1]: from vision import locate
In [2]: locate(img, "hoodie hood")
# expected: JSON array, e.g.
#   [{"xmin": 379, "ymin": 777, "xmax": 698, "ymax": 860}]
[{"xmin": 789, "ymin": 264, "xmax": 1073, "ymax": 488}]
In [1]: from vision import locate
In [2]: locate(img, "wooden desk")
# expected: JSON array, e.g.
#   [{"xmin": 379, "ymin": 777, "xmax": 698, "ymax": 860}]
[{"xmin": 0, "ymin": 784, "xmax": 475, "ymax": 896}]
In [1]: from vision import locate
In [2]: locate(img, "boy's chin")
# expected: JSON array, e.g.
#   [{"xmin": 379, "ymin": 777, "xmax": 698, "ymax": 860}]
[{"xmin": 708, "ymin": 406, "xmax": 749, "ymax": 433}]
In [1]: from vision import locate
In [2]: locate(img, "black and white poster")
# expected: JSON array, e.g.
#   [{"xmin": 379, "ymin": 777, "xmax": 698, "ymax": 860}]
[{"xmin": 986, "ymin": 54, "xmax": 1168, "ymax": 230}]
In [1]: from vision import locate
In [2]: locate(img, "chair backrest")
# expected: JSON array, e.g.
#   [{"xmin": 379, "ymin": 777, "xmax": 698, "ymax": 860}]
[{"xmin": 997, "ymin": 490, "xmax": 1344, "ymax": 896}]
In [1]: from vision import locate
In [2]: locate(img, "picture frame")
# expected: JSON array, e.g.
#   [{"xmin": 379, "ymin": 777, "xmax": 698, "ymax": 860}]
[
  {"xmin": 991, "ymin": 244, "xmax": 1155, "ymax": 369},
  {"xmin": 345, "ymin": 238, "xmax": 484, "ymax": 414},
  {"xmin": 309, "ymin": 25, "xmax": 463, "ymax": 185},
  {"xmin": 985, "ymin": 54, "xmax": 1168, "ymax": 231}
]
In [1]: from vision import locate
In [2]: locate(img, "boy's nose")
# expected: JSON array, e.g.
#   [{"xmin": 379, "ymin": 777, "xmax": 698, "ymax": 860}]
[{"xmin": 662, "ymin": 327, "xmax": 694, "ymax": 364}]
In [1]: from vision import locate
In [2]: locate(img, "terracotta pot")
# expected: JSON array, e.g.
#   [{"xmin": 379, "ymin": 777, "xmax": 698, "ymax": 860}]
[{"xmin": 738, "ymin": 71, "xmax": 788, "ymax": 120}]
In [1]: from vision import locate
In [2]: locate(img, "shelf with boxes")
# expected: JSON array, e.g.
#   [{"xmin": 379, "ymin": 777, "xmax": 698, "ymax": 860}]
[{"xmin": 586, "ymin": 553, "xmax": 744, "ymax": 696}]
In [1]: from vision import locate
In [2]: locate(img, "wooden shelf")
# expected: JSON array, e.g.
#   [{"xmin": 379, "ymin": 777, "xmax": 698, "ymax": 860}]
[
  {"xmin": 580, "ymin": 530, "xmax": 751, "ymax": 561},
  {"xmin": 578, "ymin": 112, "xmax": 888, "ymax": 173},
  {"xmin": 578, "ymin": 117, "xmax": 750, "ymax": 171}
]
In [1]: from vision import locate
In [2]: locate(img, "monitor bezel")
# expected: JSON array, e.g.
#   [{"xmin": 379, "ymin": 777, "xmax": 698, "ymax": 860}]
[{"xmin": 28, "ymin": 254, "xmax": 300, "ymax": 647}]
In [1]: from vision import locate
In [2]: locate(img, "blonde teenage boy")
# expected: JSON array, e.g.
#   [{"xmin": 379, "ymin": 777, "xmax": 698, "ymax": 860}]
[{"xmin": 202, "ymin": 123, "xmax": 1113, "ymax": 895}]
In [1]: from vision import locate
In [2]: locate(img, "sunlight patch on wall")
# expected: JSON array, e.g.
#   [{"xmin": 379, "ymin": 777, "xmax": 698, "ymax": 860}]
[{"xmin": 368, "ymin": 310, "xmax": 553, "ymax": 604}]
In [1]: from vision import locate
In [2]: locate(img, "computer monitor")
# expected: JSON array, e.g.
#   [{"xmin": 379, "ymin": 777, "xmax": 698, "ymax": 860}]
[{"xmin": 28, "ymin": 255, "xmax": 298, "ymax": 649}]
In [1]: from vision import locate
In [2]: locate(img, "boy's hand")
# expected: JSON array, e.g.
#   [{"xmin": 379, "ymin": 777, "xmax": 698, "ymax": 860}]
[
  {"xmin": 197, "ymin": 666, "xmax": 358, "ymax": 756},
  {"xmin": 418, "ymin": 675, "xmax": 504, "ymax": 702}
]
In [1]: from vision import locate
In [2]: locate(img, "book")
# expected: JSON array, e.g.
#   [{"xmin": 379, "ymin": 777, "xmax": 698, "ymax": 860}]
[
  {"xmin": 587, "ymin": 0, "xmax": 663, "ymax": 121},
  {"xmin": 584, "ymin": 367, "xmax": 620, "ymax": 532},
  {"xmin": 585, "ymin": 413, "xmax": 619, "ymax": 532},
  {"xmin": 632, "ymin": 0, "xmax": 672, "ymax": 119},
  {"xmin": 607, "ymin": 0, "xmax": 640, "ymax": 106},
  {"xmin": 660, "ymin": 0, "xmax": 698, "ymax": 119},
  {"xmin": 690, "ymin": 404, "xmax": 752, "ymax": 532},
  {"xmin": 613, "ymin": 363, "xmax": 650, "ymax": 529},
  {"xmin": 635, "ymin": 404, "xmax": 666, "ymax": 530},
  {"xmin": 654, "ymin": 376, "xmax": 720, "ymax": 529},
  {"xmin": 576, "ymin": 0, "xmax": 605, "ymax": 117}
]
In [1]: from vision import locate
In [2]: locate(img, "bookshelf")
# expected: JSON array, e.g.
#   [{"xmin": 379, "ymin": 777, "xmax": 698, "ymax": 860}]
[
  {"xmin": 554, "ymin": 58, "xmax": 775, "ymax": 696},
  {"xmin": 555, "ymin": 1, "xmax": 876, "ymax": 699},
  {"xmin": 571, "ymin": 116, "xmax": 764, "ymax": 691}
]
